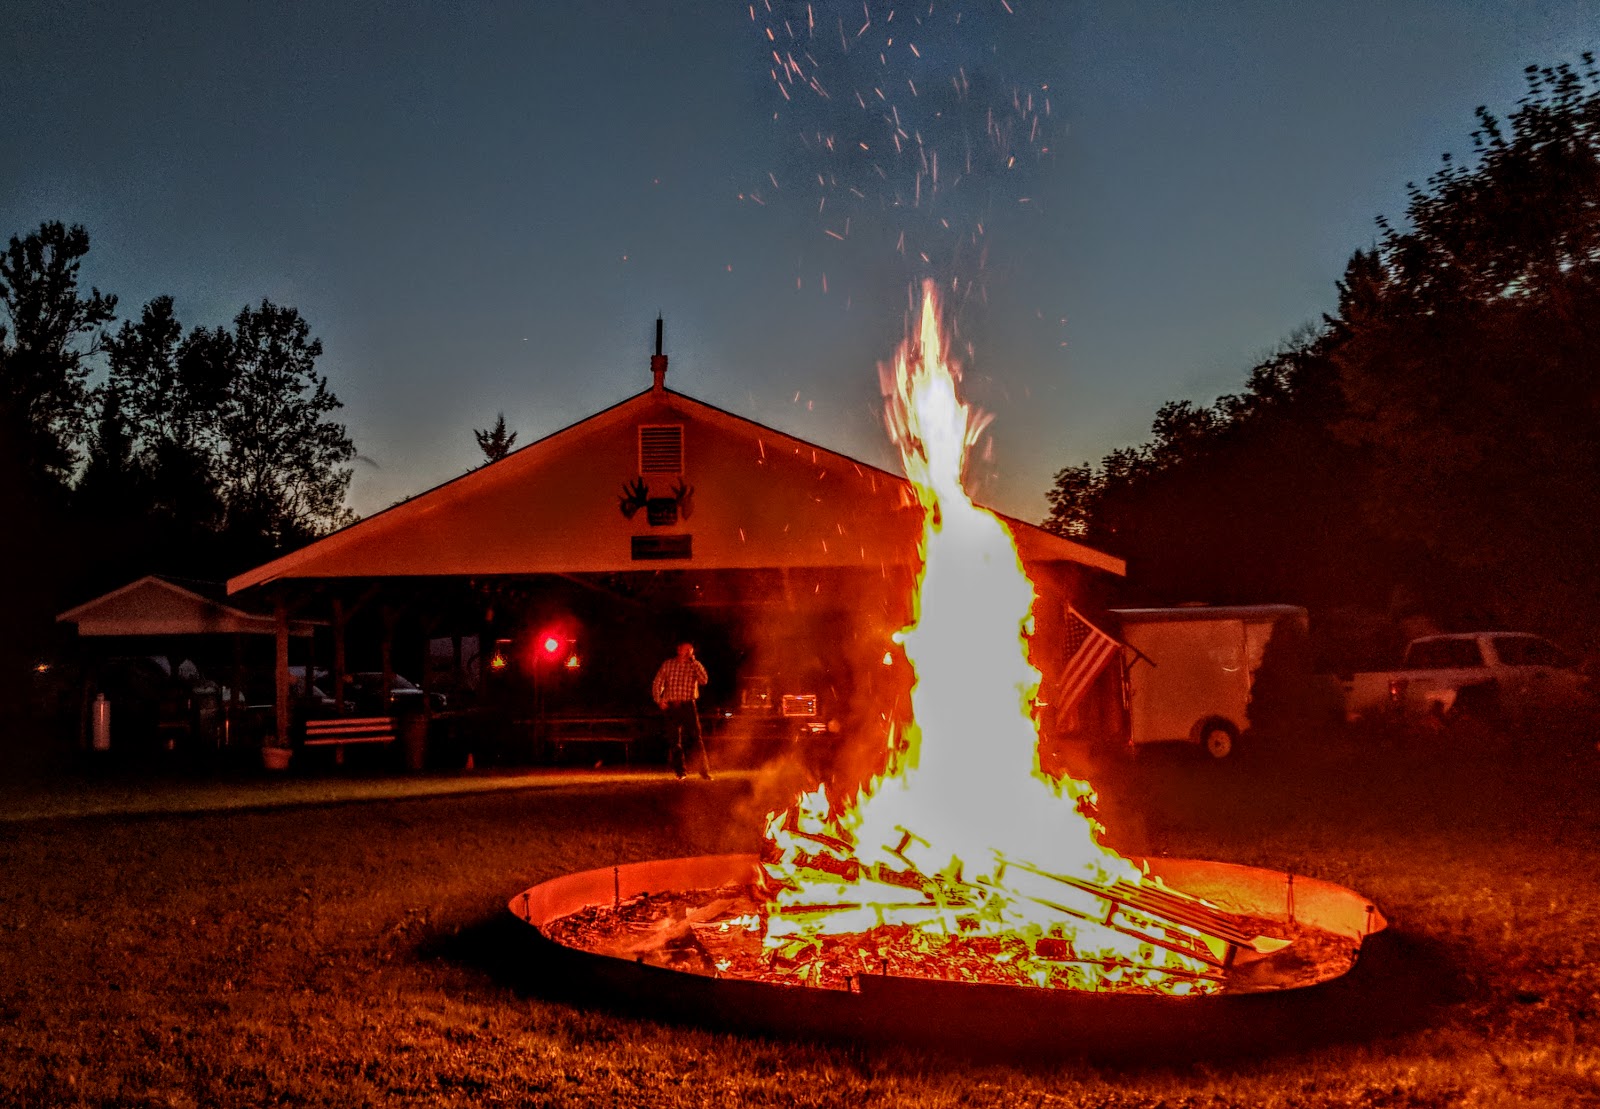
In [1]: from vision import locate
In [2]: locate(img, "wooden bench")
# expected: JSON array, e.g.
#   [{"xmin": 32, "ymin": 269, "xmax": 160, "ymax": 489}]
[
  {"xmin": 538, "ymin": 716, "xmax": 640, "ymax": 765},
  {"xmin": 304, "ymin": 716, "xmax": 396, "ymax": 765}
]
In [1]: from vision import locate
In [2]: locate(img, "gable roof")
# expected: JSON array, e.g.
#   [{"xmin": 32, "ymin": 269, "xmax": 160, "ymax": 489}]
[
  {"xmin": 58, "ymin": 575, "xmax": 318, "ymax": 637},
  {"xmin": 228, "ymin": 386, "xmax": 1123, "ymax": 593}
]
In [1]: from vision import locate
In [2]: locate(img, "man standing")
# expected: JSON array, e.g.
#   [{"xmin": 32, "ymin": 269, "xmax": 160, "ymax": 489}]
[{"xmin": 652, "ymin": 640, "xmax": 712, "ymax": 780}]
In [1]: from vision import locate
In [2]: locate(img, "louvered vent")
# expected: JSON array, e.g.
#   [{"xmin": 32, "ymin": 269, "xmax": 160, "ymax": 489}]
[{"xmin": 638, "ymin": 424, "xmax": 684, "ymax": 475}]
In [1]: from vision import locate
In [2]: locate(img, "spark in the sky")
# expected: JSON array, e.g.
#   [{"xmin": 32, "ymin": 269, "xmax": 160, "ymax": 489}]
[{"xmin": 746, "ymin": 1, "xmax": 1056, "ymax": 306}]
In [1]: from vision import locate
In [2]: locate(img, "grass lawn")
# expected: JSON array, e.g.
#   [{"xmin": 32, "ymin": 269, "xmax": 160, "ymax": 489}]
[
  {"xmin": 1, "ymin": 726, "xmax": 1597, "ymax": 1107},
  {"xmin": 0, "ymin": 765, "xmax": 691, "ymax": 823}
]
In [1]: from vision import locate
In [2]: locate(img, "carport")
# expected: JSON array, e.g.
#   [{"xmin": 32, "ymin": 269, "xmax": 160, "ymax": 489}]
[{"xmin": 55, "ymin": 574, "xmax": 318, "ymax": 754}]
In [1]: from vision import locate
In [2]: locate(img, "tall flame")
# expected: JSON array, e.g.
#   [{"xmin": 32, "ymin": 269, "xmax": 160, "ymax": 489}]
[
  {"xmin": 871, "ymin": 281, "xmax": 1126, "ymax": 886},
  {"xmin": 760, "ymin": 281, "xmax": 1217, "ymax": 994}
]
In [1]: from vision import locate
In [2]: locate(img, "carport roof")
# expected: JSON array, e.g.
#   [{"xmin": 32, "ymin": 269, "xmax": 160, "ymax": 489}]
[
  {"xmin": 228, "ymin": 385, "xmax": 1123, "ymax": 593},
  {"xmin": 59, "ymin": 576, "xmax": 319, "ymax": 637}
]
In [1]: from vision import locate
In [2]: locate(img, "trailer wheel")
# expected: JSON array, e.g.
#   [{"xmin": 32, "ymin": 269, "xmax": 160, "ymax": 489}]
[{"xmin": 1198, "ymin": 719, "xmax": 1238, "ymax": 759}]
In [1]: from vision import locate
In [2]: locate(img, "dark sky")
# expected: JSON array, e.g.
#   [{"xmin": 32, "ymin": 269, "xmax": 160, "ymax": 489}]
[{"xmin": 3, "ymin": 1, "xmax": 1592, "ymax": 521}]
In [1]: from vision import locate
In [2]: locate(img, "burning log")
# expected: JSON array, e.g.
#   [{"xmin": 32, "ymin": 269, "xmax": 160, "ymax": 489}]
[
  {"xmin": 761, "ymin": 810, "xmax": 1290, "ymax": 988},
  {"xmin": 990, "ymin": 855, "xmax": 1292, "ymax": 970}
]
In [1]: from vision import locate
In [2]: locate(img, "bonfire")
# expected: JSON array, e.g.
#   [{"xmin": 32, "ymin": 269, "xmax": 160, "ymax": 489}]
[{"xmin": 532, "ymin": 284, "xmax": 1368, "ymax": 999}]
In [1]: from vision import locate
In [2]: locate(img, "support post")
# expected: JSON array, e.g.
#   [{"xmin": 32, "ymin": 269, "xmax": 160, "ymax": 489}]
[
  {"xmin": 273, "ymin": 595, "xmax": 291, "ymax": 750},
  {"xmin": 380, "ymin": 603, "xmax": 396, "ymax": 714},
  {"xmin": 332, "ymin": 597, "xmax": 348, "ymax": 716},
  {"xmin": 229, "ymin": 633, "xmax": 244, "ymax": 747},
  {"xmin": 418, "ymin": 611, "xmax": 438, "ymax": 724}
]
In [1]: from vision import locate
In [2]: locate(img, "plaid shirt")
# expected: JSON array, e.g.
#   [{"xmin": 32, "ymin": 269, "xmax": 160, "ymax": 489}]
[{"xmin": 652, "ymin": 656, "xmax": 708, "ymax": 704}]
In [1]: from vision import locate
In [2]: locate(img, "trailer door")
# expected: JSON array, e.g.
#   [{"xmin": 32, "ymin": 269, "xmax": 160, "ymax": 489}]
[{"xmin": 1125, "ymin": 618, "xmax": 1250, "ymax": 744}]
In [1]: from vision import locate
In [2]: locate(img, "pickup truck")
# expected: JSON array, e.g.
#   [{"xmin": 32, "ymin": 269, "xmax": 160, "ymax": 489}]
[{"xmin": 1341, "ymin": 632, "xmax": 1590, "ymax": 726}]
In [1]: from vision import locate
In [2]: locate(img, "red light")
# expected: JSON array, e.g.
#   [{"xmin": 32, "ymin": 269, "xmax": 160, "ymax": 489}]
[{"xmin": 530, "ymin": 622, "xmax": 579, "ymax": 668}]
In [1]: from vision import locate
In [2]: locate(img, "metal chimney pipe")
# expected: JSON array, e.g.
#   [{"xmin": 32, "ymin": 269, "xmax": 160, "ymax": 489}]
[{"xmin": 651, "ymin": 315, "xmax": 668, "ymax": 392}]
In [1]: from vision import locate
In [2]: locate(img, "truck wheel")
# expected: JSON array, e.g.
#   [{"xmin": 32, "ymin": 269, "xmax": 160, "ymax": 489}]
[
  {"xmin": 1448, "ymin": 681, "xmax": 1502, "ymax": 728},
  {"xmin": 1199, "ymin": 719, "xmax": 1238, "ymax": 759}
]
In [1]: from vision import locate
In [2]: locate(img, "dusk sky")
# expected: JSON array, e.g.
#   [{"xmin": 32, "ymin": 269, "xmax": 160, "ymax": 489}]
[{"xmin": 4, "ymin": 1, "xmax": 1593, "ymax": 524}]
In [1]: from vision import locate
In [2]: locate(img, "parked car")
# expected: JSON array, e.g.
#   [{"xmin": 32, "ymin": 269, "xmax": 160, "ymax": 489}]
[
  {"xmin": 255, "ymin": 669, "xmax": 445, "ymax": 716},
  {"xmin": 286, "ymin": 666, "xmax": 353, "ymax": 712},
  {"xmin": 348, "ymin": 672, "xmax": 446, "ymax": 714},
  {"xmin": 1341, "ymin": 632, "xmax": 1591, "ymax": 727}
]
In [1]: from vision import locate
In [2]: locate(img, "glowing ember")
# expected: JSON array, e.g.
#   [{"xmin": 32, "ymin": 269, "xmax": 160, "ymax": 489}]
[
  {"xmin": 537, "ymin": 871, "xmax": 1350, "ymax": 997},
  {"xmin": 757, "ymin": 282, "xmax": 1238, "ymax": 994}
]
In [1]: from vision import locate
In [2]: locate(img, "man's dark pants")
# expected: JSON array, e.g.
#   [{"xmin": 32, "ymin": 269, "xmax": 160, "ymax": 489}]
[{"xmin": 663, "ymin": 700, "xmax": 711, "ymax": 778}]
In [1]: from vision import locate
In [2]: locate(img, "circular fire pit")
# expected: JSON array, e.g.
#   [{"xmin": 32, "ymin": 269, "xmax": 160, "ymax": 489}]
[{"xmin": 508, "ymin": 853, "xmax": 1390, "ymax": 1054}]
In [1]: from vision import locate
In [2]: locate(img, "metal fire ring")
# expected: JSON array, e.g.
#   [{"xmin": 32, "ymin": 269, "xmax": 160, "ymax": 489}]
[{"xmin": 505, "ymin": 853, "xmax": 1391, "ymax": 1055}]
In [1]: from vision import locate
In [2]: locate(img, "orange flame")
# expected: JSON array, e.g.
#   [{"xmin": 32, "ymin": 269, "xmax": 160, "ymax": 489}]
[{"xmin": 760, "ymin": 281, "xmax": 1218, "ymax": 994}]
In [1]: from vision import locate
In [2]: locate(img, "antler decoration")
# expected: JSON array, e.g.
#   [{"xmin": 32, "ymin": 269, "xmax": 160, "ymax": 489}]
[
  {"xmin": 670, "ymin": 478, "xmax": 695, "ymax": 520},
  {"xmin": 618, "ymin": 477, "xmax": 650, "ymax": 519}
]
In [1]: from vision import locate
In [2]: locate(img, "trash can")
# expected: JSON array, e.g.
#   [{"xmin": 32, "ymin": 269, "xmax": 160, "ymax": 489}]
[{"xmin": 401, "ymin": 712, "xmax": 427, "ymax": 771}]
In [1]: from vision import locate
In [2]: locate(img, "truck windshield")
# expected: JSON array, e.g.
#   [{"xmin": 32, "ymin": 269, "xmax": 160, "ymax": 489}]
[{"xmin": 1405, "ymin": 639, "xmax": 1485, "ymax": 669}]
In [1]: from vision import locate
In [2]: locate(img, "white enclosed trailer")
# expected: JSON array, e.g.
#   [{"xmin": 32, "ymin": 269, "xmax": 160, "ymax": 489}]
[{"xmin": 1111, "ymin": 604, "xmax": 1310, "ymax": 758}]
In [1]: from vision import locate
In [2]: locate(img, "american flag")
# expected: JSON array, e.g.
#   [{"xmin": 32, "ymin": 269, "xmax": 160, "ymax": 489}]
[{"xmin": 1051, "ymin": 605, "xmax": 1123, "ymax": 714}]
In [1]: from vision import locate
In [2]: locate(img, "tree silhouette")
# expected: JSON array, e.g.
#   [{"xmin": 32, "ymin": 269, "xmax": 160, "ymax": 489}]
[
  {"xmin": 215, "ymin": 300, "xmax": 357, "ymax": 549},
  {"xmin": 1333, "ymin": 55, "xmax": 1600, "ymax": 632},
  {"xmin": 474, "ymin": 412, "xmax": 518, "ymax": 463},
  {"xmin": 74, "ymin": 386, "xmax": 150, "ymax": 548},
  {"xmin": 106, "ymin": 298, "xmax": 230, "ymax": 533},
  {"xmin": 0, "ymin": 223, "xmax": 118, "ymax": 696},
  {"xmin": 1045, "ymin": 54, "xmax": 1600, "ymax": 641},
  {"xmin": 0, "ymin": 222, "xmax": 117, "ymax": 487}
]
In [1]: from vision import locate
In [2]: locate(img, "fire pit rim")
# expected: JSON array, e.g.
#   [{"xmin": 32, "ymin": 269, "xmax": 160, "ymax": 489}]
[{"xmin": 509, "ymin": 851, "xmax": 1387, "ymax": 993}]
